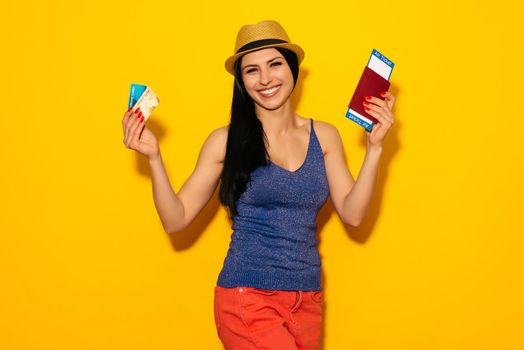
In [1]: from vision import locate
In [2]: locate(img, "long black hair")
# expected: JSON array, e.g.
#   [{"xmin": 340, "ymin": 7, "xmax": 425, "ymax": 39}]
[{"xmin": 219, "ymin": 47, "xmax": 300, "ymax": 219}]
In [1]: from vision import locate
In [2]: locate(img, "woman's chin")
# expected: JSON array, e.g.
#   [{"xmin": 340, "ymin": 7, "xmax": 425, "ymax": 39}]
[
  {"xmin": 255, "ymin": 100, "xmax": 286, "ymax": 111},
  {"xmin": 253, "ymin": 93, "xmax": 292, "ymax": 111}
]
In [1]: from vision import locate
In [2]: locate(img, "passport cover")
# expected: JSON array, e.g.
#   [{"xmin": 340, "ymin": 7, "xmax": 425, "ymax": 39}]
[{"xmin": 346, "ymin": 66, "xmax": 391, "ymax": 131}]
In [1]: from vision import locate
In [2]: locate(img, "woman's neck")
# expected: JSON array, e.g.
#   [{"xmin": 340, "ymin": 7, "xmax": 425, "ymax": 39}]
[{"xmin": 255, "ymin": 101, "xmax": 299, "ymax": 136}]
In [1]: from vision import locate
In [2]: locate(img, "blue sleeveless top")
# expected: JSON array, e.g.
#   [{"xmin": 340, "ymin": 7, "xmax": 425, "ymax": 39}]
[{"xmin": 216, "ymin": 118, "xmax": 329, "ymax": 291}]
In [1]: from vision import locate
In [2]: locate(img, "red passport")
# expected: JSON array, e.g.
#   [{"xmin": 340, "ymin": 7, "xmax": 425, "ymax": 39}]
[{"xmin": 347, "ymin": 66, "xmax": 391, "ymax": 129}]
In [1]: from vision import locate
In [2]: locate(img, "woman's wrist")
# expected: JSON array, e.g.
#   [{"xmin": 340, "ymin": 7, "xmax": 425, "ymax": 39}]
[
  {"xmin": 148, "ymin": 152, "xmax": 162, "ymax": 166},
  {"xmin": 366, "ymin": 143, "xmax": 383, "ymax": 155}
]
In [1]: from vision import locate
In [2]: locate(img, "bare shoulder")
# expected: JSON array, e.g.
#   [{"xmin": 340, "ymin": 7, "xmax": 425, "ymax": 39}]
[
  {"xmin": 207, "ymin": 125, "xmax": 229, "ymax": 143},
  {"xmin": 312, "ymin": 119, "xmax": 342, "ymax": 155},
  {"xmin": 202, "ymin": 125, "xmax": 229, "ymax": 163}
]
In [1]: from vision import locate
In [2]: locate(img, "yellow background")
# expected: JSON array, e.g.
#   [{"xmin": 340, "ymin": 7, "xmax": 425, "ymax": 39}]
[{"xmin": 2, "ymin": 0, "xmax": 523, "ymax": 349}]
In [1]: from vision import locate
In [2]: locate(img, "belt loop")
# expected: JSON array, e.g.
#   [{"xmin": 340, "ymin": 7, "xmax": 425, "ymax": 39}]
[{"xmin": 290, "ymin": 290, "xmax": 303, "ymax": 313}]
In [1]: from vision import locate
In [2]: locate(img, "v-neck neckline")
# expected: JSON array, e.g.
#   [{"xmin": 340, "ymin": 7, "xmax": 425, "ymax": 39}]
[{"xmin": 269, "ymin": 118, "xmax": 313, "ymax": 174}]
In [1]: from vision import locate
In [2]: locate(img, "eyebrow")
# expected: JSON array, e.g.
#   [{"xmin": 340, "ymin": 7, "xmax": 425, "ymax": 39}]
[{"xmin": 242, "ymin": 56, "xmax": 283, "ymax": 71}]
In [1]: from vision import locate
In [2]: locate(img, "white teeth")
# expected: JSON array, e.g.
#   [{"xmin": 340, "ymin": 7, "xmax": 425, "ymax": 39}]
[{"xmin": 259, "ymin": 86, "xmax": 280, "ymax": 95}]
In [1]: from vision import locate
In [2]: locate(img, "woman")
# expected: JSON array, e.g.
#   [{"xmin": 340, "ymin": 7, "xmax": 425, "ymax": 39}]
[{"xmin": 122, "ymin": 20, "xmax": 395, "ymax": 350}]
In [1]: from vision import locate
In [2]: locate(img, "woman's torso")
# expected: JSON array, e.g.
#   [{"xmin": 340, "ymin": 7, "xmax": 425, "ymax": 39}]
[{"xmin": 216, "ymin": 117, "xmax": 329, "ymax": 291}]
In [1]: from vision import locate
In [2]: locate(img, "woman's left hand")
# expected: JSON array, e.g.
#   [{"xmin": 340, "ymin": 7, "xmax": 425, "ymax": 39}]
[{"xmin": 363, "ymin": 91, "xmax": 396, "ymax": 149}]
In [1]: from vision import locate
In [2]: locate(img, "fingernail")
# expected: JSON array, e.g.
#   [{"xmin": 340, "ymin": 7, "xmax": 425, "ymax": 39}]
[
  {"xmin": 363, "ymin": 101, "xmax": 369, "ymax": 105},
  {"xmin": 134, "ymin": 108, "xmax": 140, "ymax": 114},
  {"xmin": 140, "ymin": 116, "xmax": 144, "ymax": 123},
  {"xmin": 127, "ymin": 107, "xmax": 132, "ymax": 112},
  {"xmin": 364, "ymin": 96, "xmax": 371, "ymax": 100},
  {"xmin": 380, "ymin": 91, "xmax": 386, "ymax": 96},
  {"xmin": 364, "ymin": 106, "xmax": 370, "ymax": 111}
]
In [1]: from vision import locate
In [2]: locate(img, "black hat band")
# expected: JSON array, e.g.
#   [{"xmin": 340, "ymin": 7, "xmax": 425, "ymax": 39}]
[{"xmin": 236, "ymin": 39, "xmax": 288, "ymax": 54}]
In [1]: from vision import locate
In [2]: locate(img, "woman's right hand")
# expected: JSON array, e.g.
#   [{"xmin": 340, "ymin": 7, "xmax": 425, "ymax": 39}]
[
  {"xmin": 122, "ymin": 107, "xmax": 159, "ymax": 160},
  {"xmin": 122, "ymin": 108, "xmax": 160, "ymax": 159}
]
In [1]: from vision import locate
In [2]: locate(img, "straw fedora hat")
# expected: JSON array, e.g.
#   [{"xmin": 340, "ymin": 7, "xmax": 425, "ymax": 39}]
[{"xmin": 224, "ymin": 20, "xmax": 305, "ymax": 75}]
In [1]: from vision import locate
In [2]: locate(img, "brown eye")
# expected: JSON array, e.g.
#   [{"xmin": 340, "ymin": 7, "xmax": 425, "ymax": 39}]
[{"xmin": 271, "ymin": 62, "xmax": 282, "ymax": 67}]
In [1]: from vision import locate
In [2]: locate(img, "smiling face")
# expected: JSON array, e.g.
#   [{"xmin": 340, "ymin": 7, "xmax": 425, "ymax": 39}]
[{"xmin": 239, "ymin": 47, "xmax": 295, "ymax": 112}]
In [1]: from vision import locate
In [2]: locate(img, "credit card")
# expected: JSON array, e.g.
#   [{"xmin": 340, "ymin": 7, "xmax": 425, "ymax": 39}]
[{"xmin": 128, "ymin": 83, "xmax": 159, "ymax": 121}]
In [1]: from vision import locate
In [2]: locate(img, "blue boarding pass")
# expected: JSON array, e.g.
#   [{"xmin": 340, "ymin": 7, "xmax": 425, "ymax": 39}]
[{"xmin": 366, "ymin": 48, "xmax": 394, "ymax": 80}]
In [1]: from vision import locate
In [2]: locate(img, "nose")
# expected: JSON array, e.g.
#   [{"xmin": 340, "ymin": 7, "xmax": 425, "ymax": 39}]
[{"xmin": 259, "ymin": 67, "xmax": 273, "ymax": 85}]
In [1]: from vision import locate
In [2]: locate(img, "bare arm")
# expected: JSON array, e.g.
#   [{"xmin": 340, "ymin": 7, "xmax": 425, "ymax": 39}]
[
  {"xmin": 321, "ymin": 92, "xmax": 395, "ymax": 226},
  {"xmin": 149, "ymin": 127, "xmax": 227, "ymax": 234},
  {"xmin": 317, "ymin": 122, "xmax": 381, "ymax": 227},
  {"xmin": 340, "ymin": 145, "xmax": 382, "ymax": 226}
]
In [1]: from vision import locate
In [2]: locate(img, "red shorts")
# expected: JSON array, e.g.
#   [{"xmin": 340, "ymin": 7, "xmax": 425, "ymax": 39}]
[{"xmin": 214, "ymin": 285, "xmax": 324, "ymax": 350}]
